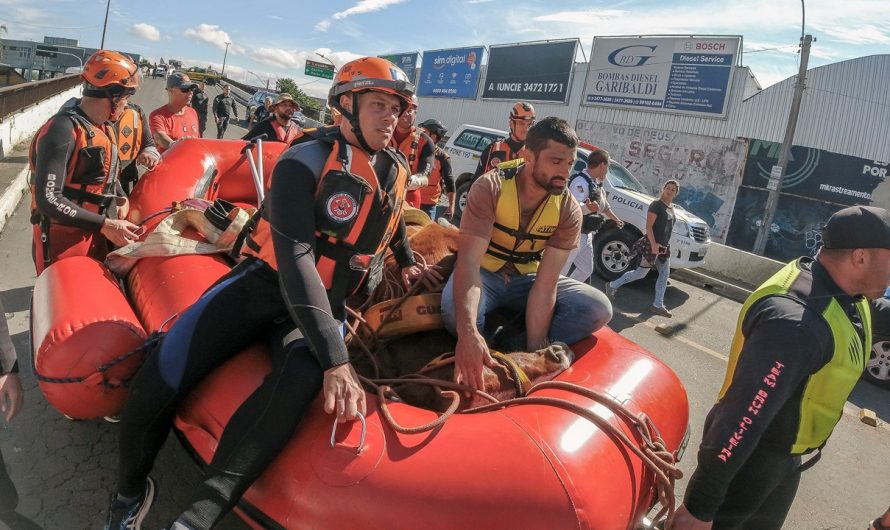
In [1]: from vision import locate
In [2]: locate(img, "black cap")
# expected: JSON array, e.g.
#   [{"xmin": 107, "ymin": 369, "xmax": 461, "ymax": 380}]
[{"xmin": 822, "ymin": 206, "xmax": 890, "ymax": 250}]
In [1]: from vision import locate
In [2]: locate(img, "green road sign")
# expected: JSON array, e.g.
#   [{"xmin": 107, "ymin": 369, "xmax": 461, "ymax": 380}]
[{"xmin": 305, "ymin": 59, "xmax": 334, "ymax": 80}]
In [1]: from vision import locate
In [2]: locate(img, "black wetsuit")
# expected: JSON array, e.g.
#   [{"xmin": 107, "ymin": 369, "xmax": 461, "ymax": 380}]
[
  {"xmin": 684, "ymin": 259, "xmax": 866, "ymax": 529},
  {"xmin": 116, "ymin": 138, "xmax": 414, "ymax": 529}
]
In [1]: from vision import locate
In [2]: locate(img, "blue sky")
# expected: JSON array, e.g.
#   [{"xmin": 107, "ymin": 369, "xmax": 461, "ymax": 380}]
[{"xmin": 1, "ymin": 0, "xmax": 888, "ymax": 98}]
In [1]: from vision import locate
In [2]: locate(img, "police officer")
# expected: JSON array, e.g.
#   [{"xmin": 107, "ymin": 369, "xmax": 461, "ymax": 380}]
[
  {"xmin": 672, "ymin": 206, "xmax": 890, "ymax": 530},
  {"xmin": 190, "ymin": 82, "xmax": 209, "ymax": 137},
  {"xmin": 561, "ymin": 147, "xmax": 623, "ymax": 282}
]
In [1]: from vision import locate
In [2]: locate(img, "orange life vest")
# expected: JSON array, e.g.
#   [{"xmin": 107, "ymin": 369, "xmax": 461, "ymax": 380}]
[
  {"xmin": 419, "ymin": 146, "xmax": 449, "ymax": 206},
  {"xmin": 241, "ymin": 132, "xmax": 408, "ymax": 298},
  {"xmin": 113, "ymin": 104, "xmax": 143, "ymax": 162},
  {"xmin": 270, "ymin": 119, "xmax": 300, "ymax": 145},
  {"xmin": 390, "ymin": 127, "xmax": 429, "ymax": 208},
  {"xmin": 28, "ymin": 108, "xmax": 120, "ymax": 218},
  {"xmin": 483, "ymin": 137, "xmax": 523, "ymax": 173}
]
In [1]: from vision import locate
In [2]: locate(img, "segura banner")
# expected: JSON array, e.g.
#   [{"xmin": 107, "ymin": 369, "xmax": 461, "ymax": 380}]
[
  {"xmin": 482, "ymin": 39, "xmax": 578, "ymax": 103},
  {"xmin": 583, "ymin": 36, "xmax": 741, "ymax": 118},
  {"xmin": 417, "ymin": 46, "xmax": 485, "ymax": 99},
  {"xmin": 379, "ymin": 52, "xmax": 420, "ymax": 83}
]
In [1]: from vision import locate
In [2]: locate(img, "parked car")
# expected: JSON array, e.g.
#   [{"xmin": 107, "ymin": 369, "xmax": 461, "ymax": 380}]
[
  {"xmin": 866, "ymin": 295, "xmax": 890, "ymax": 387},
  {"xmin": 444, "ymin": 124, "xmax": 711, "ymax": 280},
  {"xmin": 246, "ymin": 90, "xmax": 279, "ymax": 128},
  {"xmin": 154, "ymin": 65, "xmax": 168, "ymax": 78}
]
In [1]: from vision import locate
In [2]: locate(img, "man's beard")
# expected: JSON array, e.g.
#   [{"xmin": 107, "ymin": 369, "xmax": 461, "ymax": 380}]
[{"xmin": 276, "ymin": 111, "xmax": 292, "ymax": 122}]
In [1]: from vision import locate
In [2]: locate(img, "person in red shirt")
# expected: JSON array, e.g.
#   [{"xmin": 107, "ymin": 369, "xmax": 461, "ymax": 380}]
[{"xmin": 149, "ymin": 73, "xmax": 200, "ymax": 153}]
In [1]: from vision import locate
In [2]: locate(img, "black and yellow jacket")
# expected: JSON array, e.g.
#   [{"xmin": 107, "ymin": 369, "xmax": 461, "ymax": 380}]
[{"xmin": 684, "ymin": 257, "xmax": 870, "ymax": 520}]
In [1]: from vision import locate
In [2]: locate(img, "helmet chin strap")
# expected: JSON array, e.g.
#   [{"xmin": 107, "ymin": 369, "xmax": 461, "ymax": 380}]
[{"xmin": 335, "ymin": 92, "xmax": 377, "ymax": 155}]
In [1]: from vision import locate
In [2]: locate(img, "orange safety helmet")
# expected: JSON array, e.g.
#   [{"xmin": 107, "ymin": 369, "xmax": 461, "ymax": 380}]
[
  {"xmin": 328, "ymin": 56, "xmax": 414, "ymax": 110},
  {"xmin": 82, "ymin": 50, "xmax": 139, "ymax": 97},
  {"xmin": 510, "ymin": 101, "xmax": 535, "ymax": 121},
  {"xmin": 328, "ymin": 56, "xmax": 415, "ymax": 152}
]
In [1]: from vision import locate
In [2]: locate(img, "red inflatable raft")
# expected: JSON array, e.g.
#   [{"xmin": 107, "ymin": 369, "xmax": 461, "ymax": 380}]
[{"xmin": 31, "ymin": 139, "xmax": 691, "ymax": 529}]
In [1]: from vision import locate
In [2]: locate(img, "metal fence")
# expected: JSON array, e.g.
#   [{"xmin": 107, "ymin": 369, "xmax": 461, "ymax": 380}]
[{"xmin": 0, "ymin": 74, "xmax": 81, "ymax": 121}]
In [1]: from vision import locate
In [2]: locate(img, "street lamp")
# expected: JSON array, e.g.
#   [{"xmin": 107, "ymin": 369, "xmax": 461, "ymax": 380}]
[
  {"xmin": 221, "ymin": 41, "xmax": 231, "ymax": 77},
  {"xmin": 100, "ymin": 0, "xmax": 111, "ymax": 48},
  {"xmin": 315, "ymin": 52, "xmax": 337, "ymax": 72}
]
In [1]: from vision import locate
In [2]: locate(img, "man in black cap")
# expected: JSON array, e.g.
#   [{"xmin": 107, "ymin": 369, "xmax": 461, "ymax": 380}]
[{"xmin": 672, "ymin": 205, "xmax": 890, "ymax": 530}]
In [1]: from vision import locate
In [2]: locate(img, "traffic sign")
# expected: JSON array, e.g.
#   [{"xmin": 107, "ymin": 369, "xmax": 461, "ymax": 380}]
[
  {"xmin": 36, "ymin": 45, "xmax": 58, "ymax": 58},
  {"xmin": 305, "ymin": 59, "xmax": 334, "ymax": 80}
]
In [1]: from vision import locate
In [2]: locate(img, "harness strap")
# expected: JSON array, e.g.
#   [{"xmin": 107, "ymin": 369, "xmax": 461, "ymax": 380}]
[
  {"xmin": 485, "ymin": 240, "xmax": 544, "ymax": 265},
  {"xmin": 230, "ymin": 208, "xmax": 264, "ymax": 259},
  {"xmin": 490, "ymin": 350, "xmax": 532, "ymax": 396},
  {"xmin": 492, "ymin": 221, "xmax": 549, "ymax": 241}
]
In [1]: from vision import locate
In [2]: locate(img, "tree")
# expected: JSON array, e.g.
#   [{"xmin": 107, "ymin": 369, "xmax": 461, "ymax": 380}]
[
  {"xmin": 276, "ymin": 78, "xmax": 321, "ymax": 115},
  {"xmin": 138, "ymin": 59, "xmax": 151, "ymax": 69}
]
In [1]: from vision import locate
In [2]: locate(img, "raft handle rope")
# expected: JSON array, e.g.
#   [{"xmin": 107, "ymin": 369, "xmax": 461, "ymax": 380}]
[
  {"xmin": 32, "ymin": 332, "xmax": 164, "ymax": 388},
  {"xmin": 330, "ymin": 411, "xmax": 367, "ymax": 454},
  {"xmin": 344, "ymin": 254, "xmax": 680, "ymax": 526}
]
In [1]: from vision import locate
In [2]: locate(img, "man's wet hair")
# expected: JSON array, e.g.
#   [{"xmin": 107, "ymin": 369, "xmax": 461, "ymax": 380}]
[{"xmin": 525, "ymin": 116, "xmax": 578, "ymax": 154}]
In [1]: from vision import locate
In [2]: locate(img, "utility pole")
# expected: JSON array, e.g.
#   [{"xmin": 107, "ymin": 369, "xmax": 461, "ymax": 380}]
[
  {"xmin": 221, "ymin": 41, "xmax": 231, "ymax": 77},
  {"xmin": 100, "ymin": 0, "xmax": 111, "ymax": 48},
  {"xmin": 752, "ymin": 34, "xmax": 813, "ymax": 256}
]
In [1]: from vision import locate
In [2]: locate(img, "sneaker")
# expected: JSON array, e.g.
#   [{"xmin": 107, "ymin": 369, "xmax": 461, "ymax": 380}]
[
  {"xmin": 604, "ymin": 284, "xmax": 617, "ymax": 300},
  {"xmin": 649, "ymin": 305, "xmax": 673, "ymax": 318},
  {"xmin": 104, "ymin": 477, "xmax": 156, "ymax": 530}
]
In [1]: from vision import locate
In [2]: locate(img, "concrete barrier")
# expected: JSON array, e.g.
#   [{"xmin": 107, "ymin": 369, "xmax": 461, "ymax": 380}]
[
  {"xmin": 698, "ymin": 242, "xmax": 784, "ymax": 290},
  {"xmin": 0, "ymin": 84, "xmax": 83, "ymax": 158}
]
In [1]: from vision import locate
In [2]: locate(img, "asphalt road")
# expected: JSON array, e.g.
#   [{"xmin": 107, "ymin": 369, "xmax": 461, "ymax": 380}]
[{"xmin": 0, "ymin": 77, "xmax": 888, "ymax": 529}]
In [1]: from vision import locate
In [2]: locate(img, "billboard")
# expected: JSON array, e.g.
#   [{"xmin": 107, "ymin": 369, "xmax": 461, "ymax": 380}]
[
  {"xmin": 417, "ymin": 46, "xmax": 485, "ymax": 99},
  {"xmin": 379, "ymin": 52, "xmax": 419, "ymax": 83},
  {"xmin": 576, "ymin": 120, "xmax": 748, "ymax": 242},
  {"xmin": 583, "ymin": 36, "xmax": 741, "ymax": 118},
  {"xmin": 726, "ymin": 140, "xmax": 889, "ymax": 261},
  {"xmin": 481, "ymin": 39, "xmax": 578, "ymax": 103}
]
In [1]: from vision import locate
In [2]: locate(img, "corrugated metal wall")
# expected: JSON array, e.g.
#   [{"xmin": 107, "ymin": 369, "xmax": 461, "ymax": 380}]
[
  {"xmin": 416, "ymin": 55, "xmax": 890, "ymax": 162},
  {"xmin": 736, "ymin": 55, "xmax": 890, "ymax": 161}
]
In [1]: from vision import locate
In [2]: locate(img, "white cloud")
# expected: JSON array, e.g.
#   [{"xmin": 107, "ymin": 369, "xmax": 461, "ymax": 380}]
[
  {"xmin": 467, "ymin": 0, "xmax": 494, "ymax": 3},
  {"xmin": 251, "ymin": 48, "xmax": 307, "ymax": 70},
  {"xmin": 332, "ymin": 0, "xmax": 407, "ymax": 20},
  {"xmin": 129, "ymin": 23, "xmax": 160, "ymax": 42},
  {"xmin": 316, "ymin": 0, "xmax": 405, "ymax": 31},
  {"xmin": 269, "ymin": 15, "xmax": 284, "ymax": 21},
  {"xmin": 183, "ymin": 24, "xmax": 245, "ymax": 53},
  {"xmin": 812, "ymin": 24, "xmax": 890, "ymax": 45}
]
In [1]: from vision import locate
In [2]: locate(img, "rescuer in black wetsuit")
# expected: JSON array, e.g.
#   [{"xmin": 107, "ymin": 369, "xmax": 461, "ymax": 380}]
[
  {"xmin": 672, "ymin": 206, "xmax": 890, "ymax": 530},
  {"xmin": 103, "ymin": 56, "xmax": 442, "ymax": 530}
]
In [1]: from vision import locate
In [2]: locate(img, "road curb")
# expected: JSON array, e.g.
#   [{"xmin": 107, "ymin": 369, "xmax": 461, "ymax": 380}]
[
  {"xmin": 0, "ymin": 165, "xmax": 28, "ymax": 235},
  {"xmin": 672, "ymin": 268, "xmax": 753, "ymax": 304}
]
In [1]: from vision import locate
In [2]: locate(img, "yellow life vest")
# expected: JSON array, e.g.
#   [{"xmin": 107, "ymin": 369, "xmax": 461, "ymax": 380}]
[
  {"xmin": 480, "ymin": 161, "xmax": 563, "ymax": 275},
  {"xmin": 720, "ymin": 258, "xmax": 871, "ymax": 454}
]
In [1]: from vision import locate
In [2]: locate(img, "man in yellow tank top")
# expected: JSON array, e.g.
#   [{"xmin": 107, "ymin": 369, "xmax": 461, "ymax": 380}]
[
  {"xmin": 441, "ymin": 117, "xmax": 612, "ymax": 391},
  {"xmin": 673, "ymin": 206, "xmax": 890, "ymax": 530}
]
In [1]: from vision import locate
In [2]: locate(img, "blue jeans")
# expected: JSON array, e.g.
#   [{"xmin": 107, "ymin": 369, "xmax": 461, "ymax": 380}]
[
  {"xmin": 441, "ymin": 268, "xmax": 613, "ymax": 348},
  {"xmin": 420, "ymin": 203, "xmax": 438, "ymax": 221},
  {"xmin": 609, "ymin": 255, "xmax": 671, "ymax": 308}
]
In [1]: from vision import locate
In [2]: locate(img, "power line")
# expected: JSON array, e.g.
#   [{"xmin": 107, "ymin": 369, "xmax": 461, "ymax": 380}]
[{"xmin": 742, "ymin": 45, "xmax": 799, "ymax": 54}]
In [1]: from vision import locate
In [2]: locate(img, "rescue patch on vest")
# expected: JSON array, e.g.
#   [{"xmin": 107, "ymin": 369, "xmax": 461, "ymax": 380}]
[
  {"xmin": 121, "ymin": 125, "xmax": 133, "ymax": 138},
  {"xmin": 120, "ymin": 143, "xmax": 132, "ymax": 154},
  {"xmin": 326, "ymin": 192, "xmax": 359, "ymax": 223},
  {"xmin": 490, "ymin": 156, "xmax": 502, "ymax": 167}
]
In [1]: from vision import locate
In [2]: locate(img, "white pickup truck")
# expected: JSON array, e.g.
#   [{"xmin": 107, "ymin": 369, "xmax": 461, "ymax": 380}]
[{"xmin": 444, "ymin": 124, "xmax": 711, "ymax": 280}]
